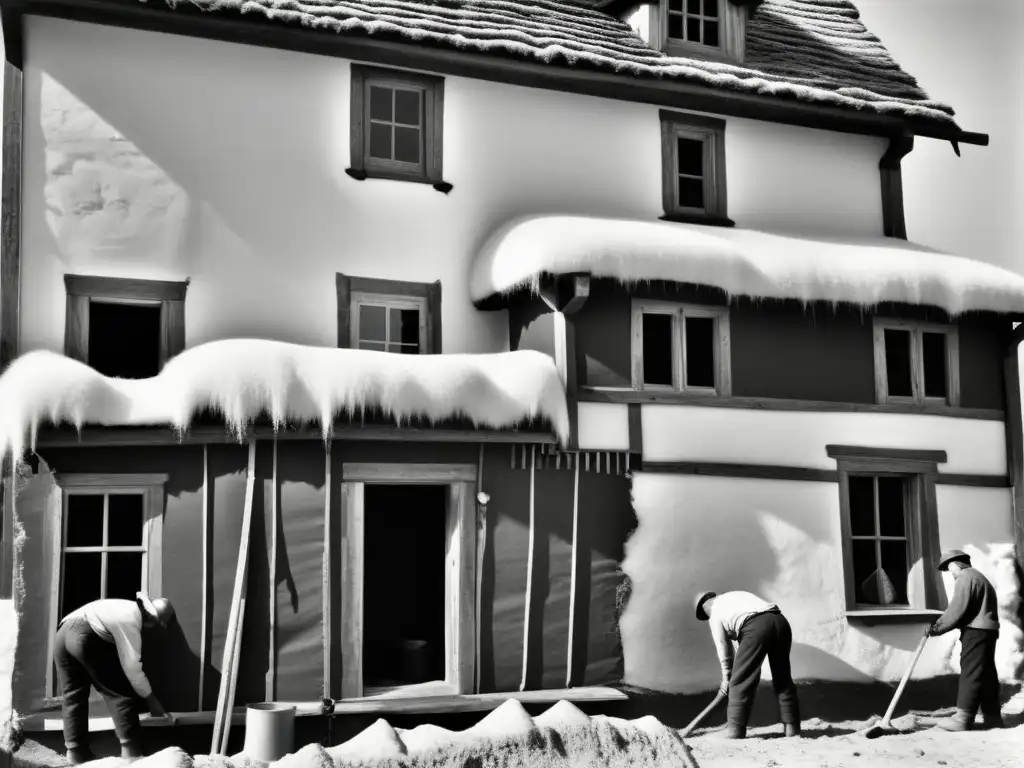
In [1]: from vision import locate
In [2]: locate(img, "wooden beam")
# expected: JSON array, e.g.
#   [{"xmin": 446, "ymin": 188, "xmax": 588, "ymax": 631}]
[
  {"xmin": 266, "ymin": 439, "xmax": 278, "ymax": 703},
  {"xmin": 826, "ymin": 445, "xmax": 948, "ymax": 464},
  {"xmin": 879, "ymin": 131, "xmax": 914, "ymax": 240},
  {"xmin": 474, "ymin": 444, "xmax": 486, "ymax": 694},
  {"xmin": 1, "ymin": 36, "xmax": 24, "ymax": 372},
  {"xmin": 211, "ymin": 440, "xmax": 257, "ymax": 754},
  {"xmin": 627, "ymin": 403, "xmax": 643, "ymax": 458},
  {"xmin": 643, "ymin": 461, "xmax": 838, "ymax": 483},
  {"xmin": 565, "ymin": 453, "xmax": 581, "ymax": 688},
  {"xmin": 322, "ymin": 441, "xmax": 332, "ymax": 700},
  {"xmin": 63, "ymin": 274, "xmax": 189, "ymax": 301},
  {"xmin": 519, "ymin": 445, "xmax": 536, "ymax": 692},
  {"xmin": 1004, "ymin": 341, "xmax": 1024, "ymax": 574},
  {"xmin": 19, "ymin": 0, "xmax": 988, "ymax": 146},
  {"xmin": 339, "ymin": 481, "xmax": 365, "ymax": 699},
  {"xmin": 197, "ymin": 445, "xmax": 209, "ymax": 712}
]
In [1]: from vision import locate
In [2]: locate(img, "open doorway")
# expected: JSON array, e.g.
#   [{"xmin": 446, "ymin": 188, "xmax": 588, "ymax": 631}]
[{"xmin": 362, "ymin": 484, "xmax": 447, "ymax": 693}]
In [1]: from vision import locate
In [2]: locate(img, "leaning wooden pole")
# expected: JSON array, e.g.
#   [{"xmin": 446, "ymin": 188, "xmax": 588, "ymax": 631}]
[
  {"xmin": 565, "ymin": 452, "xmax": 581, "ymax": 688},
  {"xmin": 211, "ymin": 439, "xmax": 258, "ymax": 754},
  {"xmin": 474, "ymin": 444, "xmax": 486, "ymax": 693}
]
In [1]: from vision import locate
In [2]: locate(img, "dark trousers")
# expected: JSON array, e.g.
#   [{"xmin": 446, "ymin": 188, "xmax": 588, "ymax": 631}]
[
  {"xmin": 53, "ymin": 616, "xmax": 142, "ymax": 751},
  {"xmin": 728, "ymin": 610, "xmax": 801, "ymax": 729},
  {"xmin": 958, "ymin": 627, "xmax": 1000, "ymax": 718}
]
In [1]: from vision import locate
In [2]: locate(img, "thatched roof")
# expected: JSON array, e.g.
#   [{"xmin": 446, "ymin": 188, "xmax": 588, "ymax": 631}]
[{"xmin": 127, "ymin": 0, "xmax": 957, "ymax": 128}]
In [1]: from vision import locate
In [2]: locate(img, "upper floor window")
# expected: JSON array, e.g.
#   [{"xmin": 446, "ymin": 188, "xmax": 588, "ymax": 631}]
[
  {"xmin": 660, "ymin": 110, "xmax": 729, "ymax": 225},
  {"xmin": 64, "ymin": 275, "xmax": 188, "ymax": 378},
  {"xmin": 630, "ymin": 299, "xmax": 731, "ymax": 395},
  {"xmin": 872, "ymin": 319, "xmax": 960, "ymax": 407},
  {"xmin": 336, "ymin": 274, "xmax": 442, "ymax": 354},
  {"xmin": 348, "ymin": 65, "xmax": 446, "ymax": 187},
  {"xmin": 658, "ymin": 0, "xmax": 746, "ymax": 62}
]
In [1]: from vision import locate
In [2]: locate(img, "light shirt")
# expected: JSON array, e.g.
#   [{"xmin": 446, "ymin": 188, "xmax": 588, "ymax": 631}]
[
  {"xmin": 64, "ymin": 599, "xmax": 153, "ymax": 699},
  {"xmin": 707, "ymin": 591, "xmax": 777, "ymax": 681}
]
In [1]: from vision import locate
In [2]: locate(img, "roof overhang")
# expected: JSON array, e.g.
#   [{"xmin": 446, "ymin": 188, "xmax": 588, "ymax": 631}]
[
  {"xmin": 4, "ymin": 0, "xmax": 988, "ymax": 147},
  {"xmin": 470, "ymin": 216, "xmax": 1024, "ymax": 317}
]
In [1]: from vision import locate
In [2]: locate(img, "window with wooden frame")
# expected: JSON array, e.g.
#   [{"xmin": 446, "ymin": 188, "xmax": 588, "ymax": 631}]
[
  {"xmin": 45, "ymin": 474, "xmax": 167, "ymax": 698},
  {"xmin": 829, "ymin": 447, "xmax": 945, "ymax": 619},
  {"xmin": 873, "ymin": 319, "xmax": 960, "ymax": 407},
  {"xmin": 348, "ymin": 65, "xmax": 447, "ymax": 188},
  {"xmin": 660, "ymin": 110, "xmax": 729, "ymax": 224},
  {"xmin": 630, "ymin": 299, "xmax": 731, "ymax": 395},
  {"xmin": 338, "ymin": 463, "xmax": 477, "ymax": 699},
  {"xmin": 64, "ymin": 275, "xmax": 188, "ymax": 378},
  {"xmin": 336, "ymin": 274, "xmax": 442, "ymax": 354},
  {"xmin": 652, "ymin": 0, "xmax": 747, "ymax": 62}
]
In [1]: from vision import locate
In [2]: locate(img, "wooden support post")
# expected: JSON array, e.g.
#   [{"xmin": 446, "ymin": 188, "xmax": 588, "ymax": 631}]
[
  {"xmin": 519, "ymin": 445, "xmax": 536, "ymax": 692},
  {"xmin": 542, "ymin": 274, "xmax": 590, "ymax": 451},
  {"xmin": 211, "ymin": 440, "xmax": 257, "ymax": 754},
  {"xmin": 197, "ymin": 446, "xmax": 209, "ymax": 712},
  {"xmin": 1004, "ymin": 332, "xmax": 1024, "ymax": 573},
  {"xmin": 879, "ymin": 131, "xmax": 914, "ymax": 240},
  {"xmin": 266, "ymin": 438, "xmax": 278, "ymax": 702},
  {"xmin": 565, "ymin": 452, "xmax": 581, "ymax": 688},
  {"xmin": 322, "ymin": 441, "xmax": 332, "ymax": 699},
  {"xmin": 474, "ymin": 444, "xmax": 485, "ymax": 694}
]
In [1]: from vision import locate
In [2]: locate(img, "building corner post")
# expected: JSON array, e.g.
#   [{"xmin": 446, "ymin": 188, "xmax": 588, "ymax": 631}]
[
  {"xmin": 540, "ymin": 274, "xmax": 590, "ymax": 451},
  {"xmin": 1003, "ymin": 323, "xmax": 1024, "ymax": 575},
  {"xmin": 879, "ymin": 130, "xmax": 914, "ymax": 240}
]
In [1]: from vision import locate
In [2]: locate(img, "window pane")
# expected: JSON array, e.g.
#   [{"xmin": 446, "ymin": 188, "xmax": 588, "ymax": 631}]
[
  {"xmin": 852, "ymin": 539, "xmax": 879, "ymax": 605},
  {"xmin": 704, "ymin": 19, "xmax": 719, "ymax": 47},
  {"xmin": 359, "ymin": 305, "xmax": 387, "ymax": 343},
  {"xmin": 107, "ymin": 494, "xmax": 144, "ymax": 547},
  {"xmin": 848, "ymin": 476, "xmax": 876, "ymax": 536},
  {"xmin": 669, "ymin": 0, "xmax": 683, "ymax": 10},
  {"xmin": 677, "ymin": 176, "xmax": 705, "ymax": 209},
  {"xmin": 884, "ymin": 328, "xmax": 913, "ymax": 397},
  {"xmin": 66, "ymin": 495, "xmax": 104, "ymax": 548},
  {"xmin": 393, "ymin": 126, "xmax": 421, "ymax": 165},
  {"xmin": 369, "ymin": 86, "xmax": 393, "ymax": 121},
  {"xmin": 677, "ymin": 137, "xmax": 704, "ymax": 177},
  {"xmin": 704, "ymin": 0, "xmax": 719, "ymax": 17},
  {"xmin": 688, "ymin": 0, "xmax": 700, "ymax": 13},
  {"xmin": 922, "ymin": 332, "xmax": 948, "ymax": 398},
  {"xmin": 106, "ymin": 552, "xmax": 144, "ymax": 601},
  {"xmin": 686, "ymin": 15, "xmax": 702, "ymax": 42},
  {"xmin": 642, "ymin": 313, "xmax": 674, "ymax": 386},
  {"xmin": 668, "ymin": 13, "xmax": 683, "ymax": 39},
  {"xmin": 369, "ymin": 123, "xmax": 393, "ymax": 161},
  {"xmin": 395, "ymin": 344, "xmax": 420, "ymax": 355},
  {"xmin": 393, "ymin": 89, "xmax": 421, "ymax": 126},
  {"xmin": 879, "ymin": 541, "xmax": 909, "ymax": 605},
  {"xmin": 390, "ymin": 308, "xmax": 420, "ymax": 346},
  {"xmin": 877, "ymin": 477, "xmax": 906, "ymax": 537},
  {"xmin": 684, "ymin": 316, "xmax": 716, "ymax": 388},
  {"xmin": 62, "ymin": 553, "xmax": 102, "ymax": 615},
  {"xmin": 359, "ymin": 341, "xmax": 387, "ymax": 352}
]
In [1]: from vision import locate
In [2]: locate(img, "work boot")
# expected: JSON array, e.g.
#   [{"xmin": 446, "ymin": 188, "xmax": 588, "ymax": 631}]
[
  {"xmin": 979, "ymin": 713, "xmax": 1005, "ymax": 730},
  {"xmin": 65, "ymin": 747, "xmax": 96, "ymax": 765},
  {"xmin": 935, "ymin": 709, "xmax": 972, "ymax": 732},
  {"xmin": 725, "ymin": 723, "xmax": 746, "ymax": 739},
  {"xmin": 784, "ymin": 722, "xmax": 801, "ymax": 737}
]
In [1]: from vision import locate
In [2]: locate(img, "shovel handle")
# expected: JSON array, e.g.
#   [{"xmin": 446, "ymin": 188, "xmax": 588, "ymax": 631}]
[
  {"xmin": 680, "ymin": 690, "xmax": 727, "ymax": 737},
  {"xmin": 880, "ymin": 627, "xmax": 930, "ymax": 725}
]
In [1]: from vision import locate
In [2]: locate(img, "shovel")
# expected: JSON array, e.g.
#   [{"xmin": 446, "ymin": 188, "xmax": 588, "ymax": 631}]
[
  {"xmin": 862, "ymin": 627, "xmax": 930, "ymax": 739},
  {"xmin": 680, "ymin": 690, "xmax": 727, "ymax": 738}
]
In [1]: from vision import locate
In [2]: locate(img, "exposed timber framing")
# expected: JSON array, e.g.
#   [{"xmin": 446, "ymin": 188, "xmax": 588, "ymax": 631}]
[
  {"xmin": 1, "ymin": 4, "xmax": 23, "ymax": 373},
  {"xmin": 565, "ymin": 452, "xmax": 582, "ymax": 687},
  {"xmin": 197, "ymin": 445, "xmax": 209, "ymax": 712},
  {"xmin": 474, "ymin": 444, "xmax": 486, "ymax": 694},
  {"xmin": 266, "ymin": 438, "xmax": 278, "ymax": 702},
  {"xmin": 13, "ymin": 0, "xmax": 988, "ymax": 147},
  {"xmin": 541, "ymin": 273, "xmax": 590, "ymax": 450},
  {"xmin": 1005, "ymin": 322, "xmax": 1024, "ymax": 573},
  {"xmin": 879, "ymin": 131, "xmax": 914, "ymax": 239},
  {"xmin": 519, "ymin": 445, "xmax": 536, "ymax": 692},
  {"xmin": 322, "ymin": 441, "xmax": 332, "ymax": 699}
]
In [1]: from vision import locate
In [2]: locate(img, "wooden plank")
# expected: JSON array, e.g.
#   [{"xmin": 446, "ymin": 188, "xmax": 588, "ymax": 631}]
[
  {"xmin": 63, "ymin": 295, "xmax": 89, "ymax": 363},
  {"xmin": 474, "ymin": 445, "xmax": 486, "ymax": 694},
  {"xmin": 266, "ymin": 439, "xmax": 278, "ymax": 703},
  {"xmin": 519, "ymin": 446, "xmax": 536, "ymax": 692},
  {"xmin": 322, "ymin": 442, "xmax": 332, "ymax": 700},
  {"xmin": 159, "ymin": 299, "xmax": 187, "ymax": 365},
  {"xmin": 427, "ymin": 280, "xmax": 443, "ymax": 354},
  {"xmin": 933, "ymin": 473, "xmax": 1010, "ymax": 488},
  {"xmin": 445, "ymin": 482, "xmax": 476, "ymax": 694},
  {"xmin": 641, "ymin": 461, "xmax": 838, "ymax": 483},
  {"xmin": 1004, "ymin": 343, "xmax": 1024, "ymax": 573},
  {"xmin": 341, "ymin": 463, "xmax": 477, "ymax": 483},
  {"xmin": 1, "ymin": 58, "xmax": 23, "ymax": 373},
  {"xmin": 577, "ymin": 387, "xmax": 1003, "ymax": 420},
  {"xmin": 826, "ymin": 445, "xmax": 948, "ymax": 464},
  {"xmin": 340, "ymin": 481, "xmax": 365, "ymax": 699},
  {"xmin": 211, "ymin": 440, "xmax": 257, "ymax": 754},
  {"xmin": 63, "ymin": 274, "xmax": 189, "ymax": 301},
  {"xmin": 565, "ymin": 453, "xmax": 581, "ymax": 688},
  {"xmin": 198, "ymin": 446, "xmax": 208, "ymax": 712}
]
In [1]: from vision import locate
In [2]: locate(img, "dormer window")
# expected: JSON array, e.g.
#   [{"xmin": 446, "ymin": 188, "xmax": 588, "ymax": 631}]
[{"xmin": 656, "ymin": 0, "xmax": 747, "ymax": 63}]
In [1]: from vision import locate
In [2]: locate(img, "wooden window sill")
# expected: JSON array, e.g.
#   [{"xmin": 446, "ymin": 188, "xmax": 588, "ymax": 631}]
[
  {"xmin": 659, "ymin": 213, "xmax": 735, "ymax": 228},
  {"xmin": 845, "ymin": 609, "xmax": 942, "ymax": 625},
  {"xmin": 345, "ymin": 167, "xmax": 453, "ymax": 194}
]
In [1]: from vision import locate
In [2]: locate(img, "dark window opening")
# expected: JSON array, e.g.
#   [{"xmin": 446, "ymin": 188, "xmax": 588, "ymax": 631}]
[
  {"xmin": 368, "ymin": 85, "xmax": 423, "ymax": 166},
  {"xmin": 642, "ymin": 313, "xmax": 674, "ymax": 386},
  {"xmin": 685, "ymin": 316, "xmax": 716, "ymax": 388},
  {"xmin": 358, "ymin": 304, "xmax": 421, "ymax": 354},
  {"xmin": 668, "ymin": 0, "xmax": 720, "ymax": 45},
  {"xmin": 363, "ymin": 484, "xmax": 447, "ymax": 690},
  {"xmin": 921, "ymin": 332, "xmax": 948, "ymax": 398},
  {"xmin": 848, "ymin": 475, "xmax": 910, "ymax": 607},
  {"xmin": 883, "ymin": 328, "xmax": 913, "ymax": 397},
  {"xmin": 88, "ymin": 301, "xmax": 161, "ymax": 379}
]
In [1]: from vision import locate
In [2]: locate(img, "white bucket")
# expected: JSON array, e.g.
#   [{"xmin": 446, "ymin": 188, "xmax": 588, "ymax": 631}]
[{"xmin": 242, "ymin": 703, "xmax": 296, "ymax": 762}]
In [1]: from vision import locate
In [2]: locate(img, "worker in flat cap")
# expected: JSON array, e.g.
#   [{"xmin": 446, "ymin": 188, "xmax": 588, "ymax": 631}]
[
  {"xmin": 695, "ymin": 590, "xmax": 801, "ymax": 739},
  {"xmin": 53, "ymin": 592, "xmax": 176, "ymax": 764},
  {"xmin": 928, "ymin": 550, "xmax": 1003, "ymax": 731}
]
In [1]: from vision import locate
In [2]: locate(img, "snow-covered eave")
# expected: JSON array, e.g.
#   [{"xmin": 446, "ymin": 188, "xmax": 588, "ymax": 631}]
[
  {"xmin": 469, "ymin": 216, "xmax": 1024, "ymax": 318},
  {"xmin": 0, "ymin": 340, "xmax": 572, "ymax": 462}
]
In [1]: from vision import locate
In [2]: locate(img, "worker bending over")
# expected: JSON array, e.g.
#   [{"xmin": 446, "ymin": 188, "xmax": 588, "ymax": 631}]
[
  {"xmin": 53, "ymin": 592, "xmax": 175, "ymax": 764},
  {"xmin": 929, "ymin": 550, "xmax": 1003, "ymax": 731},
  {"xmin": 695, "ymin": 590, "xmax": 801, "ymax": 739}
]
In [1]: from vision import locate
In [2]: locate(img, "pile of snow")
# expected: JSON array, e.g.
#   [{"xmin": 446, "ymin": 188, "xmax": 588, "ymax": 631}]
[
  {"xmin": 0, "ymin": 339, "xmax": 570, "ymax": 460},
  {"xmin": 470, "ymin": 215, "xmax": 1024, "ymax": 316}
]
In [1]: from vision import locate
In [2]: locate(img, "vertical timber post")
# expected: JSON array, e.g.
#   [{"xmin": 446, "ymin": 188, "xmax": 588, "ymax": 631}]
[
  {"xmin": 519, "ymin": 445, "xmax": 536, "ymax": 692},
  {"xmin": 1004, "ymin": 325, "xmax": 1024, "ymax": 574}
]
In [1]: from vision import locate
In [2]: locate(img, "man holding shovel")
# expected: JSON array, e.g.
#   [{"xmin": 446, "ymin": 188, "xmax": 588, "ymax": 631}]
[
  {"xmin": 928, "ymin": 550, "xmax": 1003, "ymax": 731},
  {"xmin": 695, "ymin": 590, "xmax": 801, "ymax": 739}
]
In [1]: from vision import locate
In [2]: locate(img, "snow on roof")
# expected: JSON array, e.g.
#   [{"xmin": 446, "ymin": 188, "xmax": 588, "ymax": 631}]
[
  {"xmin": 0, "ymin": 339, "xmax": 570, "ymax": 461},
  {"xmin": 470, "ymin": 215, "xmax": 1024, "ymax": 316}
]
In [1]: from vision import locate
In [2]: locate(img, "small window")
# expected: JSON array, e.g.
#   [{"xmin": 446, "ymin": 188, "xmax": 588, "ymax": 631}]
[
  {"xmin": 631, "ymin": 300, "xmax": 731, "ymax": 394},
  {"xmin": 658, "ymin": 0, "xmax": 746, "ymax": 61},
  {"xmin": 349, "ymin": 65, "xmax": 445, "ymax": 186},
  {"xmin": 337, "ymin": 274, "xmax": 442, "ymax": 354},
  {"xmin": 873, "ymin": 319, "xmax": 959, "ymax": 406},
  {"xmin": 668, "ymin": 0, "xmax": 720, "ymax": 47},
  {"xmin": 660, "ymin": 111, "xmax": 728, "ymax": 223},
  {"xmin": 847, "ymin": 475, "xmax": 910, "ymax": 606},
  {"xmin": 64, "ymin": 275, "xmax": 188, "ymax": 377}
]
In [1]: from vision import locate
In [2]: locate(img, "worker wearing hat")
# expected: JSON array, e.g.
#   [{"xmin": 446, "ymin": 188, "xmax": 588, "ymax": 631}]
[
  {"xmin": 694, "ymin": 590, "xmax": 801, "ymax": 739},
  {"xmin": 53, "ymin": 592, "xmax": 176, "ymax": 764},
  {"xmin": 928, "ymin": 550, "xmax": 1003, "ymax": 731}
]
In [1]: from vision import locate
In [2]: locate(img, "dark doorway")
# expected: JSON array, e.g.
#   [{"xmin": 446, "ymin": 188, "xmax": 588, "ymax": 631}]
[
  {"xmin": 363, "ymin": 484, "xmax": 447, "ymax": 691},
  {"xmin": 88, "ymin": 300, "xmax": 162, "ymax": 379}
]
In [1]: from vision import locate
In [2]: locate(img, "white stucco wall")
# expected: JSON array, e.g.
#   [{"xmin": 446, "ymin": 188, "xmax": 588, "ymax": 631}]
[
  {"xmin": 620, "ymin": 472, "xmax": 1014, "ymax": 693},
  {"xmin": 19, "ymin": 16, "xmax": 885, "ymax": 358}
]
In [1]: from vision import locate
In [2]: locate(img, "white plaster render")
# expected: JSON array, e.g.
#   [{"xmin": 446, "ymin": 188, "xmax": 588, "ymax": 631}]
[
  {"xmin": 20, "ymin": 16, "xmax": 886, "ymax": 359},
  {"xmin": 619, "ymin": 473, "xmax": 986, "ymax": 694},
  {"xmin": 640, "ymin": 405, "xmax": 1006, "ymax": 476},
  {"xmin": 577, "ymin": 403, "xmax": 631, "ymax": 451}
]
